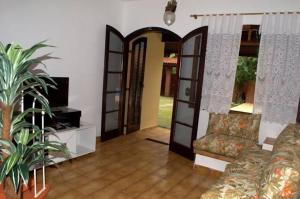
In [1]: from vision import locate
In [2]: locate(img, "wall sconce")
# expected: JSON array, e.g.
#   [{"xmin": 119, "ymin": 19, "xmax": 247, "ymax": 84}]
[{"xmin": 163, "ymin": 0, "xmax": 177, "ymax": 26}]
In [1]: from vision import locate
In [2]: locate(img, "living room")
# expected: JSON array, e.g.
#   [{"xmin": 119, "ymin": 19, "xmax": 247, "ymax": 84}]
[{"xmin": 1, "ymin": 0, "xmax": 300, "ymax": 198}]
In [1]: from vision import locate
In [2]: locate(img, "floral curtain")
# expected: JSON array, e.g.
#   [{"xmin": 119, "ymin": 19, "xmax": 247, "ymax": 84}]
[
  {"xmin": 254, "ymin": 13, "xmax": 300, "ymax": 124},
  {"xmin": 200, "ymin": 14, "xmax": 243, "ymax": 113}
]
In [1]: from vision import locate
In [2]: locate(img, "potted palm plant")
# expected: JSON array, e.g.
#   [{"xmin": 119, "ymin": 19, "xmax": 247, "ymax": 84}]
[{"xmin": 0, "ymin": 41, "xmax": 69, "ymax": 198}]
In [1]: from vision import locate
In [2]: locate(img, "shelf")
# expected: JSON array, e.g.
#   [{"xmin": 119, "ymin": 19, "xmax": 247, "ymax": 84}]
[
  {"xmin": 47, "ymin": 154, "xmax": 67, "ymax": 165},
  {"xmin": 54, "ymin": 122, "xmax": 94, "ymax": 133},
  {"xmin": 47, "ymin": 145, "xmax": 95, "ymax": 164},
  {"xmin": 46, "ymin": 121, "xmax": 96, "ymax": 165},
  {"xmin": 73, "ymin": 145, "xmax": 94, "ymax": 158}
]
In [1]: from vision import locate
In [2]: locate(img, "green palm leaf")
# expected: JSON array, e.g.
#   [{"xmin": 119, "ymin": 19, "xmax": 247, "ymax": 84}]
[
  {"xmin": 9, "ymin": 167, "xmax": 20, "ymax": 192},
  {"xmin": 0, "ymin": 41, "xmax": 69, "ymax": 194},
  {"xmin": 18, "ymin": 164, "xmax": 29, "ymax": 185}
]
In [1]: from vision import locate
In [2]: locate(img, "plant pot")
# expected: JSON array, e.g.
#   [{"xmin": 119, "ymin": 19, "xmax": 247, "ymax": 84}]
[
  {"xmin": 0, "ymin": 180, "xmax": 20, "ymax": 199},
  {"xmin": 0, "ymin": 184, "xmax": 6, "ymax": 199},
  {"xmin": 0, "ymin": 178, "xmax": 49, "ymax": 199},
  {"xmin": 21, "ymin": 180, "xmax": 50, "ymax": 199}
]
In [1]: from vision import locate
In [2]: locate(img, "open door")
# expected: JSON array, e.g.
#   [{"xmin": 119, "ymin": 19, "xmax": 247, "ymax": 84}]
[
  {"xmin": 101, "ymin": 25, "xmax": 125, "ymax": 141},
  {"xmin": 169, "ymin": 27, "xmax": 208, "ymax": 159},
  {"xmin": 126, "ymin": 38, "xmax": 147, "ymax": 133}
]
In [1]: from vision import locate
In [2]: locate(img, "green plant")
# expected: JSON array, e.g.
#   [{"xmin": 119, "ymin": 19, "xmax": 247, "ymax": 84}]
[
  {"xmin": 0, "ymin": 41, "xmax": 69, "ymax": 194},
  {"xmin": 235, "ymin": 56, "xmax": 257, "ymax": 87}
]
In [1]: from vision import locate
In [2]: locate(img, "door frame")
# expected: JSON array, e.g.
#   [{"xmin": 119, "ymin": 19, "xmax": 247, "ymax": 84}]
[
  {"xmin": 101, "ymin": 25, "xmax": 209, "ymax": 160},
  {"xmin": 169, "ymin": 26, "xmax": 208, "ymax": 160},
  {"xmin": 101, "ymin": 26, "xmax": 181, "ymax": 139},
  {"xmin": 125, "ymin": 27, "xmax": 181, "ymax": 43},
  {"xmin": 122, "ymin": 27, "xmax": 181, "ymax": 133}
]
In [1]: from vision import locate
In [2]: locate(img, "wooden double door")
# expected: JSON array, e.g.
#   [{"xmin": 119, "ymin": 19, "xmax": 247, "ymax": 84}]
[
  {"xmin": 101, "ymin": 25, "xmax": 208, "ymax": 159},
  {"xmin": 126, "ymin": 38, "xmax": 147, "ymax": 133}
]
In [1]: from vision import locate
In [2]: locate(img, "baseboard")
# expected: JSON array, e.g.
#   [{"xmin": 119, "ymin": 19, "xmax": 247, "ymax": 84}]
[
  {"xmin": 140, "ymin": 126, "xmax": 158, "ymax": 131},
  {"xmin": 194, "ymin": 154, "xmax": 230, "ymax": 172}
]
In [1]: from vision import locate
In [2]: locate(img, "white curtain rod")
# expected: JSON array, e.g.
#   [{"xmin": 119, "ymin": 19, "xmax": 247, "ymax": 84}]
[{"xmin": 190, "ymin": 11, "xmax": 300, "ymax": 19}]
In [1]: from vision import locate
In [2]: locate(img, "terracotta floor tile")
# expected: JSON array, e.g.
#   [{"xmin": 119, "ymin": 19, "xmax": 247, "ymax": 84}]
[{"xmin": 43, "ymin": 127, "xmax": 220, "ymax": 199}]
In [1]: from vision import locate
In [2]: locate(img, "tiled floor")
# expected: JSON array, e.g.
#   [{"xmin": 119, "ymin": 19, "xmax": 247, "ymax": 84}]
[{"xmin": 41, "ymin": 127, "xmax": 221, "ymax": 199}]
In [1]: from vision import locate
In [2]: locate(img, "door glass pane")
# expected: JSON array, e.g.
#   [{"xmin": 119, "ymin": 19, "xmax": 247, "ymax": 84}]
[
  {"xmin": 127, "ymin": 101, "xmax": 140, "ymax": 124},
  {"xmin": 170, "ymin": 28, "xmax": 207, "ymax": 156},
  {"xmin": 109, "ymin": 32, "xmax": 123, "ymax": 52},
  {"xmin": 176, "ymin": 102, "xmax": 194, "ymax": 126},
  {"xmin": 133, "ymin": 43, "xmax": 140, "ymax": 77},
  {"xmin": 173, "ymin": 123, "xmax": 192, "ymax": 147},
  {"xmin": 178, "ymin": 80, "xmax": 198, "ymax": 102},
  {"xmin": 182, "ymin": 34, "xmax": 202, "ymax": 55},
  {"xmin": 107, "ymin": 73, "xmax": 122, "ymax": 92},
  {"xmin": 106, "ymin": 93, "xmax": 120, "ymax": 111},
  {"xmin": 180, "ymin": 57, "xmax": 199, "ymax": 79},
  {"xmin": 108, "ymin": 53, "xmax": 123, "ymax": 71},
  {"xmin": 105, "ymin": 112, "xmax": 119, "ymax": 131},
  {"xmin": 139, "ymin": 43, "xmax": 144, "ymax": 64},
  {"xmin": 127, "ymin": 38, "xmax": 147, "ymax": 132}
]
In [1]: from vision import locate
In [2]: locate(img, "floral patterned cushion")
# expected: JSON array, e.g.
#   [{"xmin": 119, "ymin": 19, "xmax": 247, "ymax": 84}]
[
  {"xmin": 259, "ymin": 123, "xmax": 300, "ymax": 199},
  {"xmin": 273, "ymin": 123, "xmax": 300, "ymax": 150},
  {"xmin": 194, "ymin": 134, "xmax": 257, "ymax": 158},
  {"xmin": 206, "ymin": 113, "xmax": 230, "ymax": 135},
  {"xmin": 201, "ymin": 172, "xmax": 259, "ymax": 199},
  {"xmin": 225, "ymin": 147, "xmax": 271, "ymax": 175},
  {"xmin": 201, "ymin": 148, "xmax": 269, "ymax": 199},
  {"xmin": 228, "ymin": 113, "xmax": 261, "ymax": 142},
  {"xmin": 201, "ymin": 123, "xmax": 300, "ymax": 199}
]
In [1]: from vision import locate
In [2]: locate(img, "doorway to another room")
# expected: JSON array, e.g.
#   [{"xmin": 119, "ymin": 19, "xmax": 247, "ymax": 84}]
[
  {"xmin": 158, "ymin": 43, "xmax": 179, "ymax": 130},
  {"xmin": 102, "ymin": 26, "xmax": 208, "ymax": 160},
  {"xmin": 125, "ymin": 31, "xmax": 180, "ymax": 145}
]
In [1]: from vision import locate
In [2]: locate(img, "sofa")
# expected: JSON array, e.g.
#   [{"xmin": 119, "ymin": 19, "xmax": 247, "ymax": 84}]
[
  {"xmin": 194, "ymin": 113, "xmax": 261, "ymax": 160},
  {"xmin": 201, "ymin": 123, "xmax": 300, "ymax": 199}
]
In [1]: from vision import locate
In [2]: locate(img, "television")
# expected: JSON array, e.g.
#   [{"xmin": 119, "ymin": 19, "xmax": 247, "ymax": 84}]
[{"xmin": 24, "ymin": 77, "xmax": 69, "ymax": 109}]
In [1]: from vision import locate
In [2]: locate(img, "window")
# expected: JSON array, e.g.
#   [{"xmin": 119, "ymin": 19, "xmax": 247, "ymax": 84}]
[{"xmin": 231, "ymin": 25, "xmax": 260, "ymax": 113}]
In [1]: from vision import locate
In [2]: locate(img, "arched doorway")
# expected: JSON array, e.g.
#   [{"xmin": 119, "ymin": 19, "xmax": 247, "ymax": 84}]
[
  {"xmin": 125, "ymin": 27, "xmax": 181, "ymax": 41},
  {"xmin": 124, "ymin": 27, "xmax": 181, "ymax": 135},
  {"xmin": 101, "ymin": 25, "xmax": 208, "ymax": 159}
]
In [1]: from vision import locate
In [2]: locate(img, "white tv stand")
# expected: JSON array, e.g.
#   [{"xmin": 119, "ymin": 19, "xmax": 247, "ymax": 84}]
[{"xmin": 47, "ymin": 121, "xmax": 96, "ymax": 164}]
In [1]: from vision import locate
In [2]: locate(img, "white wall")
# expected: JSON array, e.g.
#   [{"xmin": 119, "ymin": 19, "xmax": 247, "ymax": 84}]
[
  {"xmin": 0, "ymin": 0, "xmax": 124, "ymax": 136},
  {"xmin": 139, "ymin": 33, "xmax": 164, "ymax": 130},
  {"xmin": 1, "ymin": 0, "xmax": 299, "ymax": 139},
  {"xmin": 122, "ymin": 0, "xmax": 300, "ymax": 37},
  {"xmin": 122, "ymin": 0, "xmax": 300, "ymax": 142}
]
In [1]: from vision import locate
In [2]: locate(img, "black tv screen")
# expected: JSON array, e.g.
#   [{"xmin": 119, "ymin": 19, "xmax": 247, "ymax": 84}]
[{"xmin": 24, "ymin": 77, "xmax": 69, "ymax": 109}]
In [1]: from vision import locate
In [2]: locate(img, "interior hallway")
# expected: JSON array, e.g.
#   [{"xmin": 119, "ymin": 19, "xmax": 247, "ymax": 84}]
[{"xmin": 41, "ymin": 127, "xmax": 221, "ymax": 199}]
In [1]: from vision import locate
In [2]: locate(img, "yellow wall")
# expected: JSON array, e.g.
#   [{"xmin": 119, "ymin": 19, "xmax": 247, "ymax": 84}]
[
  {"xmin": 140, "ymin": 33, "xmax": 164, "ymax": 129},
  {"xmin": 125, "ymin": 32, "xmax": 164, "ymax": 131}
]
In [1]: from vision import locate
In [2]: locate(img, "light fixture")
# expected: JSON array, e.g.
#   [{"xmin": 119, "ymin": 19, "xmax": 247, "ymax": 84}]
[{"xmin": 163, "ymin": 0, "xmax": 177, "ymax": 26}]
